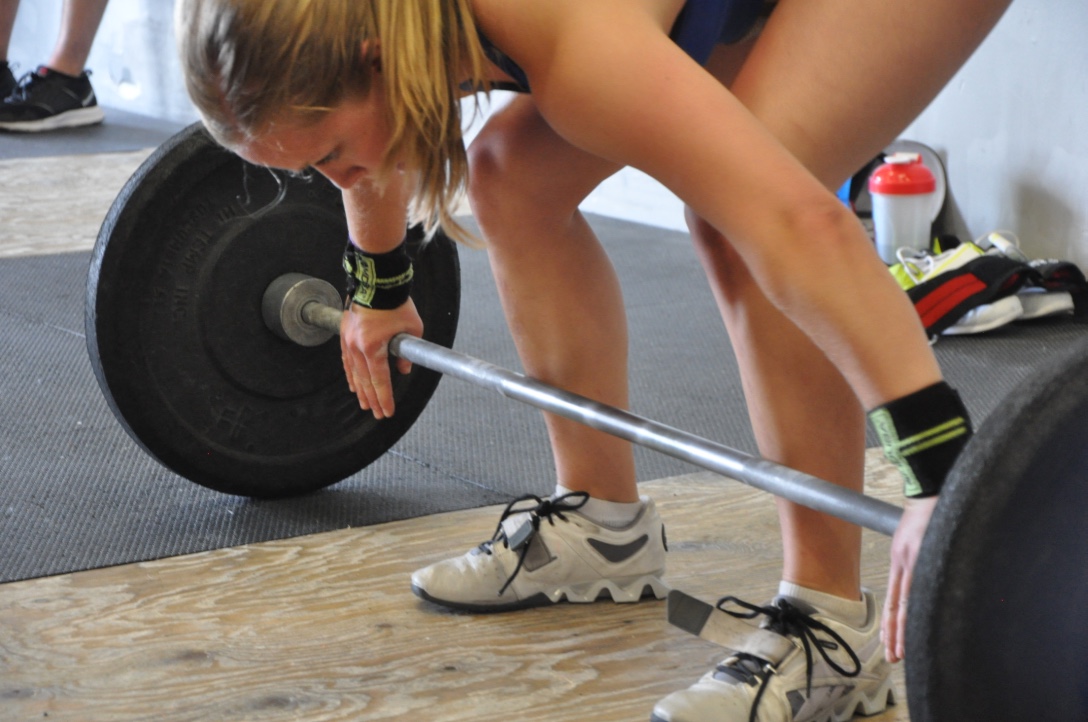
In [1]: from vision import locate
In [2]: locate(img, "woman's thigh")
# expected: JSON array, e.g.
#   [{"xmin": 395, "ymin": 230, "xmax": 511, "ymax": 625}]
[{"xmin": 725, "ymin": 0, "xmax": 1012, "ymax": 188}]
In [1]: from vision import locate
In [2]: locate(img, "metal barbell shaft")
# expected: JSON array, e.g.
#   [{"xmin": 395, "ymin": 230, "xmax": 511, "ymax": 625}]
[{"xmin": 299, "ymin": 296, "xmax": 903, "ymax": 536}]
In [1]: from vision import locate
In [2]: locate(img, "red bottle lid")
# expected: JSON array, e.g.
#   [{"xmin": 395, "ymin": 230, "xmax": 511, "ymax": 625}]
[{"xmin": 868, "ymin": 152, "xmax": 936, "ymax": 195}]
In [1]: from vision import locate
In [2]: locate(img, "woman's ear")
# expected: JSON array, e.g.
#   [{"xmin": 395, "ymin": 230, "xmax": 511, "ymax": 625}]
[{"xmin": 360, "ymin": 39, "xmax": 382, "ymax": 72}]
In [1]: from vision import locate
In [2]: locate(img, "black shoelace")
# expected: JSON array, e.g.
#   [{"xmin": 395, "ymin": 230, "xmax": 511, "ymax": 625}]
[
  {"xmin": 478, "ymin": 491, "xmax": 589, "ymax": 596},
  {"xmin": 5, "ymin": 69, "xmax": 51, "ymax": 104},
  {"xmin": 714, "ymin": 596, "xmax": 863, "ymax": 722},
  {"xmin": 5, "ymin": 68, "xmax": 82, "ymax": 105}
]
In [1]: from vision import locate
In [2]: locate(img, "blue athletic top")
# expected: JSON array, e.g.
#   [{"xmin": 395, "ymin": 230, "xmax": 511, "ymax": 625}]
[{"xmin": 478, "ymin": 0, "xmax": 766, "ymax": 92}]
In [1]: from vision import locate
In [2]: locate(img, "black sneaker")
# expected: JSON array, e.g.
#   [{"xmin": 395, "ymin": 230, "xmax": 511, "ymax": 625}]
[
  {"xmin": 0, "ymin": 61, "xmax": 17, "ymax": 100},
  {"xmin": 0, "ymin": 65, "xmax": 105, "ymax": 132}
]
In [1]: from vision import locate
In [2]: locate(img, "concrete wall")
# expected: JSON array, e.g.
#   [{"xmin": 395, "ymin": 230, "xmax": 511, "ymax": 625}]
[{"xmin": 8, "ymin": 0, "xmax": 1086, "ymax": 267}]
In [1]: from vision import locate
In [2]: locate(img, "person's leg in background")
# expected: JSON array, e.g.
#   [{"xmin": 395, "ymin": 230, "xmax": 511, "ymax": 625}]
[
  {"xmin": 0, "ymin": 0, "xmax": 21, "ymax": 98},
  {"xmin": 0, "ymin": 0, "xmax": 109, "ymax": 131},
  {"xmin": 45, "ymin": 0, "xmax": 109, "ymax": 77}
]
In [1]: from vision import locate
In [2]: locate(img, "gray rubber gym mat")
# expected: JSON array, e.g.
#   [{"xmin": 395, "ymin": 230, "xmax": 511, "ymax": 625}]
[
  {"xmin": 0, "ymin": 106, "xmax": 185, "ymax": 160},
  {"xmin": 3, "ymin": 215, "xmax": 1087, "ymax": 583}
]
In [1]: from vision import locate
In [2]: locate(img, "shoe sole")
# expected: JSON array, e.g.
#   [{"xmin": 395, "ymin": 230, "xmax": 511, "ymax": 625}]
[
  {"xmin": 1017, "ymin": 291, "xmax": 1074, "ymax": 320},
  {"xmin": 942, "ymin": 296, "xmax": 1023, "ymax": 335},
  {"xmin": 648, "ymin": 673, "xmax": 896, "ymax": 722},
  {"xmin": 0, "ymin": 106, "xmax": 105, "ymax": 132},
  {"xmin": 412, "ymin": 573, "xmax": 669, "ymax": 613},
  {"xmin": 828, "ymin": 673, "xmax": 898, "ymax": 721}
]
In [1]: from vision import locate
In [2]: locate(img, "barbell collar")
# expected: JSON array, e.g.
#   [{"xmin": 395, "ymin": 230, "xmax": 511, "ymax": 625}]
[{"xmin": 265, "ymin": 273, "xmax": 342, "ymax": 347}]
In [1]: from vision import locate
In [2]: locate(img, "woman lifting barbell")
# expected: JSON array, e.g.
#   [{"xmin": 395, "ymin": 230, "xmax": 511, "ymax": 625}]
[{"xmin": 176, "ymin": 0, "xmax": 1012, "ymax": 719}]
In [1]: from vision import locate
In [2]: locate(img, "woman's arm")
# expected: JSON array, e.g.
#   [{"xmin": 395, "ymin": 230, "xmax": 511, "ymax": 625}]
[
  {"xmin": 342, "ymin": 174, "xmax": 413, "ymax": 253},
  {"xmin": 339, "ymin": 174, "xmax": 424, "ymax": 418},
  {"xmin": 484, "ymin": 0, "xmax": 941, "ymax": 409}
]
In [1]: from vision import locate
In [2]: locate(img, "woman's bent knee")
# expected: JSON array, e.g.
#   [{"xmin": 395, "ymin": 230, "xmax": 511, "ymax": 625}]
[
  {"xmin": 467, "ymin": 125, "xmax": 581, "ymax": 237},
  {"xmin": 466, "ymin": 125, "xmax": 524, "ymax": 228},
  {"xmin": 467, "ymin": 100, "xmax": 618, "ymax": 238},
  {"xmin": 685, "ymin": 205, "xmax": 747, "ymax": 286}
]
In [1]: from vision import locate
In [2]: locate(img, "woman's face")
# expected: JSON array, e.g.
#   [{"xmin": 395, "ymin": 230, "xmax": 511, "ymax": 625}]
[{"xmin": 236, "ymin": 82, "xmax": 393, "ymax": 190}]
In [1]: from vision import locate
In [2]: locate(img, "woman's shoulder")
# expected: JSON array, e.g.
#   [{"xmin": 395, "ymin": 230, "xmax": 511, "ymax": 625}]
[{"xmin": 469, "ymin": 0, "xmax": 681, "ymax": 90}]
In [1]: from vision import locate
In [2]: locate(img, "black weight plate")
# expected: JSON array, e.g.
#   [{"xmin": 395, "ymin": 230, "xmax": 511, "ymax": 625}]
[
  {"xmin": 86, "ymin": 123, "xmax": 460, "ymax": 498},
  {"xmin": 908, "ymin": 339, "xmax": 1088, "ymax": 721}
]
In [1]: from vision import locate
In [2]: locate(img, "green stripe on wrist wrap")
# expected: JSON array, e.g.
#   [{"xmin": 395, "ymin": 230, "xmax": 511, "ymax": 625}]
[
  {"xmin": 343, "ymin": 238, "xmax": 414, "ymax": 310},
  {"xmin": 868, "ymin": 381, "xmax": 973, "ymax": 498}
]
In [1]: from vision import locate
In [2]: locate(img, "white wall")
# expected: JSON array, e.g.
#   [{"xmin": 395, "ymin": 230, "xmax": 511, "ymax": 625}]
[
  {"xmin": 8, "ymin": 0, "xmax": 1086, "ymax": 267},
  {"xmin": 902, "ymin": 0, "xmax": 1088, "ymax": 268},
  {"xmin": 585, "ymin": 0, "xmax": 1088, "ymax": 269},
  {"xmin": 7, "ymin": 0, "xmax": 197, "ymax": 125}
]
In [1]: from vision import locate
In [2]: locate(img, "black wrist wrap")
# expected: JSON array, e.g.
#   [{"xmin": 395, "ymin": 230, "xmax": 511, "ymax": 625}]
[
  {"xmin": 867, "ymin": 381, "xmax": 973, "ymax": 498},
  {"xmin": 343, "ymin": 238, "xmax": 414, "ymax": 310}
]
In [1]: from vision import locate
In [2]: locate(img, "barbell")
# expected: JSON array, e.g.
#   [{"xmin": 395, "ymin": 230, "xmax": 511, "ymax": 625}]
[
  {"xmin": 266, "ymin": 272, "xmax": 904, "ymax": 536},
  {"xmin": 85, "ymin": 123, "xmax": 1088, "ymax": 721}
]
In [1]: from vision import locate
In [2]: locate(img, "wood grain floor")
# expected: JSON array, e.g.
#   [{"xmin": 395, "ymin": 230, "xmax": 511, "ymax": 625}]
[
  {"xmin": 0, "ymin": 152, "xmax": 911, "ymax": 721},
  {"xmin": 0, "ymin": 150, "xmax": 152, "ymax": 258},
  {"xmin": 1, "ymin": 458, "xmax": 910, "ymax": 722}
]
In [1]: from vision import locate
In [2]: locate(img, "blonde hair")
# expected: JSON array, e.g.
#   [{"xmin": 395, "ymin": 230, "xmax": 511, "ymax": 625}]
[{"xmin": 176, "ymin": 0, "xmax": 489, "ymax": 244}]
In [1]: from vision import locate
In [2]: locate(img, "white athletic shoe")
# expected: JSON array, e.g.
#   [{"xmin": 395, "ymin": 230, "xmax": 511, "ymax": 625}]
[
  {"xmin": 652, "ymin": 590, "xmax": 895, "ymax": 722},
  {"xmin": 411, "ymin": 492, "xmax": 669, "ymax": 612},
  {"xmin": 941, "ymin": 295, "xmax": 1024, "ymax": 334},
  {"xmin": 892, "ymin": 243, "xmax": 1024, "ymax": 335},
  {"xmin": 893, "ymin": 242, "xmax": 986, "ymax": 287},
  {"xmin": 1016, "ymin": 288, "xmax": 1075, "ymax": 320}
]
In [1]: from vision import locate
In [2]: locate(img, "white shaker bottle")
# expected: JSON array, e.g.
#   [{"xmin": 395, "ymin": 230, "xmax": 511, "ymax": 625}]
[{"xmin": 868, "ymin": 152, "xmax": 937, "ymax": 264}]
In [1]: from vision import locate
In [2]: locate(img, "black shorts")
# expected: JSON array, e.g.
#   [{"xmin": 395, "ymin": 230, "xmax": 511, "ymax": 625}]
[
  {"xmin": 670, "ymin": 0, "xmax": 775, "ymax": 65},
  {"xmin": 478, "ymin": 0, "xmax": 774, "ymax": 93}
]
